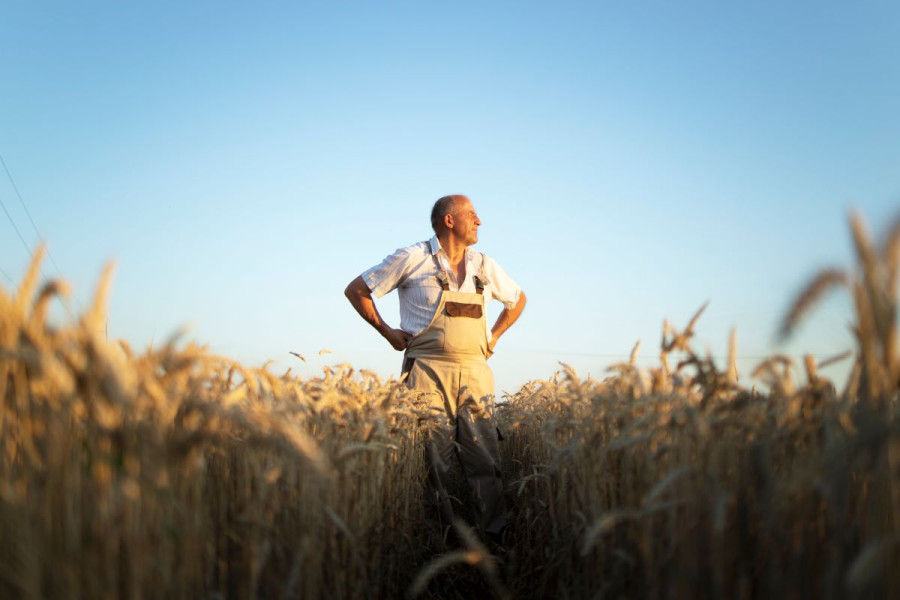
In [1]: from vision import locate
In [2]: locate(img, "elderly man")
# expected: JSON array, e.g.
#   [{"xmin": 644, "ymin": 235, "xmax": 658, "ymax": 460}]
[{"xmin": 344, "ymin": 194, "xmax": 526, "ymax": 545}]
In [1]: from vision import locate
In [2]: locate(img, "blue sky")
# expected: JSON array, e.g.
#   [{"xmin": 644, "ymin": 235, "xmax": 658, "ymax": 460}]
[{"xmin": 2, "ymin": 1, "xmax": 898, "ymax": 394}]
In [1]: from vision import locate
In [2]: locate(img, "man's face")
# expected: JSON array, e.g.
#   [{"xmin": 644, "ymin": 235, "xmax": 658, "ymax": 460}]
[{"xmin": 451, "ymin": 199, "xmax": 482, "ymax": 246}]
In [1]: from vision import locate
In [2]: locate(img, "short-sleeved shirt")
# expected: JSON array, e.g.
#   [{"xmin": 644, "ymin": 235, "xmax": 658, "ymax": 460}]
[{"xmin": 362, "ymin": 236, "xmax": 522, "ymax": 337}]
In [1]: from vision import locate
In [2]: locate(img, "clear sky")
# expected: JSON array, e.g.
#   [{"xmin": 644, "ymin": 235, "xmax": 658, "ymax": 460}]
[{"xmin": 2, "ymin": 1, "xmax": 898, "ymax": 394}]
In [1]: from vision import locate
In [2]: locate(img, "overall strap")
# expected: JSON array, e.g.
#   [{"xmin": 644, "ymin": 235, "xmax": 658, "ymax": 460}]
[
  {"xmin": 433, "ymin": 249, "xmax": 487, "ymax": 294},
  {"xmin": 473, "ymin": 275, "xmax": 485, "ymax": 295},
  {"xmin": 474, "ymin": 252, "xmax": 490, "ymax": 295},
  {"xmin": 431, "ymin": 253, "xmax": 450, "ymax": 291}
]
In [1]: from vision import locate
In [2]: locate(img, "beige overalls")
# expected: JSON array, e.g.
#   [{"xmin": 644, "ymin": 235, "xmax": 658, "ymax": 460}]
[{"xmin": 402, "ymin": 257, "xmax": 506, "ymax": 537}]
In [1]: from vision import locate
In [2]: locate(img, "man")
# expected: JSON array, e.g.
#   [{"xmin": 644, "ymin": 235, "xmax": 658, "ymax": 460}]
[{"xmin": 344, "ymin": 195, "xmax": 526, "ymax": 545}]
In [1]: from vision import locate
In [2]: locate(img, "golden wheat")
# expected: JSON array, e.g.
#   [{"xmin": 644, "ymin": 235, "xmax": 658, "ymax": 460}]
[{"xmin": 0, "ymin": 211, "xmax": 897, "ymax": 599}]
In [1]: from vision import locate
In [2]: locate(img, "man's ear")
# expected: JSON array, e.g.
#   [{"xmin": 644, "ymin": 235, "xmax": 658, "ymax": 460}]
[{"xmin": 444, "ymin": 213, "xmax": 454, "ymax": 230}]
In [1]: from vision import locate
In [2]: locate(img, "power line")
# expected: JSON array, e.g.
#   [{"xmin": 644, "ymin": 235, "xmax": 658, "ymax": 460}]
[
  {"xmin": 521, "ymin": 348, "xmax": 852, "ymax": 362},
  {"xmin": 0, "ymin": 153, "xmax": 62, "ymax": 274},
  {"xmin": 0, "ymin": 265, "xmax": 13, "ymax": 286},
  {"xmin": 0, "ymin": 153, "xmax": 75, "ymax": 320},
  {"xmin": 0, "ymin": 184, "xmax": 32, "ymax": 257},
  {"xmin": 0, "ymin": 154, "xmax": 44, "ymax": 291}
]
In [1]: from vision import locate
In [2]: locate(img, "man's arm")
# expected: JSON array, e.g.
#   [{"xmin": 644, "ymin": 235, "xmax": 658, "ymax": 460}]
[
  {"xmin": 488, "ymin": 291, "xmax": 527, "ymax": 355},
  {"xmin": 344, "ymin": 275, "xmax": 412, "ymax": 351}
]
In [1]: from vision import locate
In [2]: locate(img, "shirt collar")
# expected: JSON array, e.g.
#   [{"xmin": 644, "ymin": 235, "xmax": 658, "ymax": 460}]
[{"xmin": 429, "ymin": 235, "xmax": 472, "ymax": 260}]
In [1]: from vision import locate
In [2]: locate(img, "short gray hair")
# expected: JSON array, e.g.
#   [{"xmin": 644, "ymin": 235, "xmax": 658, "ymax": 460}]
[{"xmin": 430, "ymin": 195, "xmax": 466, "ymax": 233}]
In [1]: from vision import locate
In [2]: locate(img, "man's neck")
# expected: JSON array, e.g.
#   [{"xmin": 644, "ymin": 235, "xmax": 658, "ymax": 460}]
[{"xmin": 437, "ymin": 234, "xmax": 468, "ymax": 266}]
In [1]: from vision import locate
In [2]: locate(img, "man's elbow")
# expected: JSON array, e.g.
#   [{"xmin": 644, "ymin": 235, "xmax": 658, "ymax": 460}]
[
  {"xmin": 345, "ymin": 276, "xmax": 370, "ymax": 301},
  {"xmin": 517, "ymin": 291, "xmax": 527, "ymax": 310}
]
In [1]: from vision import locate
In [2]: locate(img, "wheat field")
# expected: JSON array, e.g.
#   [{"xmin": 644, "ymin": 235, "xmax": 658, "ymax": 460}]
[{"xmin": 1, "ymin": 214, "xmax": 898, "ymax": 599}]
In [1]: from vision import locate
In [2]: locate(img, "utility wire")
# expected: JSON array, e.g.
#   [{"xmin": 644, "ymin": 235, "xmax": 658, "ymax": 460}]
[
  {"xmin": 0, "ymin": 153, "xmax": 62, "ymax": 274},
  {"xmin": 0, "ymin": 265, "xmax": 13, "ymax": 286},
  {"xmin": 0, "ymin": 186, "xmax": 32, "ymax": 257},
  {"xmin": 0, "ymin": 153, "xmax": 74, "ymax": 319},
  {"xmin": 521, "ymin": 348, "xmax": 851, "ymax": 362}
]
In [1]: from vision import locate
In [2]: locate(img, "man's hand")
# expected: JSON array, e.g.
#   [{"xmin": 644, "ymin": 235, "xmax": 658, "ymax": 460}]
[
  {"xmin": 383, "ymin": 327, "xmax": 413, "ymax": 351},
  {"xmin": 345, "ymin": 276, "xmax": 414, "ymax": 352},
  {"xmin": 345, "ymin": 276, "xmax": 409, "ymax": 350}
]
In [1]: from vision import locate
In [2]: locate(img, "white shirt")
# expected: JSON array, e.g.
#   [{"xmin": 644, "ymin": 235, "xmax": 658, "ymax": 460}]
[{"xmin": 362, "ymin": 236, "xmax": 522, "ymax": 336}]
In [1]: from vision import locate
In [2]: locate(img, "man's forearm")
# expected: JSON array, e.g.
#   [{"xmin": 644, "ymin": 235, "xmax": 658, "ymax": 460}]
[
  {"xmin": 490, "ymin": 291, "xmax": 527, "ymax": 347},
  {"xmin": 345, "ymin": 276, "xmax": 412, "ymax": 351},
  {"xmin": 344, "ymin": 275, "xmax": 390, "ymax": 335}
]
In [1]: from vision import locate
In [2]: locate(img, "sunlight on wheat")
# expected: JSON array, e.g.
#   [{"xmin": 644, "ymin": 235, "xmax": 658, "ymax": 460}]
[{"xmin": 0, "ymin": 212, "xmax": 897, "ymax": 598}]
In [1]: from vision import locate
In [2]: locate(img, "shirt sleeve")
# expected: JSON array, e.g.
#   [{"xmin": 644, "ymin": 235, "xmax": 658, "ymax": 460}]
[
  {"xmin": 482, "ymin": 255, "xmax": 522, "ymax": 309},
  {"xmin": 361, "ymin": 246, "xmax": 413, "ymax": 299}
]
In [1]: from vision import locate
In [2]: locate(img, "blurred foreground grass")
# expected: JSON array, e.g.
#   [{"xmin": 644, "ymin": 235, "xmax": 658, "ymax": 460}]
[{"xmin": 1, "ymin": 214, "xmax": 898, "ymax": 599}]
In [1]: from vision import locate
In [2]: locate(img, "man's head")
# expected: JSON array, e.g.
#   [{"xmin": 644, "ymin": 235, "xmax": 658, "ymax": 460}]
[{"xmin": 431, "ymin": 195, "xmax": 481, "ymax": 246}]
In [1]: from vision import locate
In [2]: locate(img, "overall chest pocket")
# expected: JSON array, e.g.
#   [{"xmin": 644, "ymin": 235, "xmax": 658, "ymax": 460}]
[
  {"xmin": 442, "ymin": 300, "xmax": 487, "ymax": 355},
  {"xmin": 445, "ymin": 302, "xmax": 483, "ymax": 318}
]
